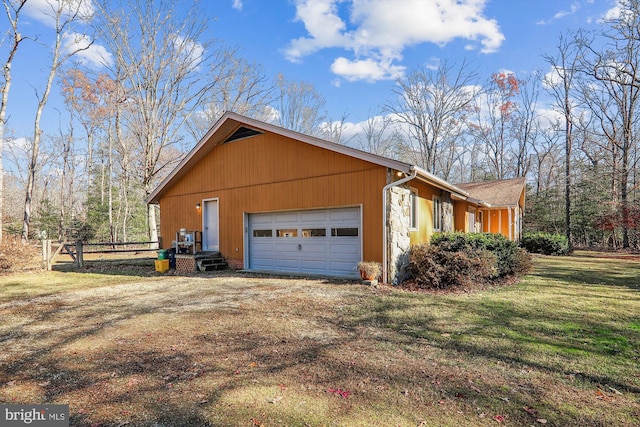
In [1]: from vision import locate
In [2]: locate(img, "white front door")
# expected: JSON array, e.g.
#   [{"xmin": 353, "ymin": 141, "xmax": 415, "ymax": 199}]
[{"xmin": 203, "ymin": 199, "xmax": 219, "ymax": 251}]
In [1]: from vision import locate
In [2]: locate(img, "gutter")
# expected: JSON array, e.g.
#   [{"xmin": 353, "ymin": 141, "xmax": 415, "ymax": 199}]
[{"xmin": 382, "ymin": 166, "xmax": 418, "ymax": 285}]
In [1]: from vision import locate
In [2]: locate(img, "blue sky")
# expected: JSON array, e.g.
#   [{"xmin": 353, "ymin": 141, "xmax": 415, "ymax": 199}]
[
  {"xmin": 3, "ymin": 0, "xmax": 621, "ymax": 145},
  {"xmin": 212, "ymin": 0, "xmax": 617, "ymax": 125}
]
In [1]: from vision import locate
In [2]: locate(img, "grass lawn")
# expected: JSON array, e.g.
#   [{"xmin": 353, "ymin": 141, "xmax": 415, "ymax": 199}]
[{"xmin": 0, "ymin": 252, "xmax": 639, "ymax": 426}]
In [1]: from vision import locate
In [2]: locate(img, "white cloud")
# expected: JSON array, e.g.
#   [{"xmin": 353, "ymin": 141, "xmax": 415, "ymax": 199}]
[
  {"xmin": 602, "ymin": 2, "xmax": 622, "ymax": 21},
  {"xmin": 173, "ymin": 35, "xmax": 205, "ymax": 71},
  {"xmin": 537, "ymin": 1, "xmax": 580, "ymax": 25},
  {"xmin": 330, "ymin": 56, "xmax": 405, "ymax": 82},
  {"xmin": 285, "ymin": 0, "xmax": 504, "ymax": 82},
  {"xmin": 62, "ymin": 32, "xmax": 113, "ymax": 68},
  {"xmin": 23, "ymin": 0, "xmax": 94, "ymax": 27},
  {"xmin": 536, "ymin": 107, "xmax": 565, "ymax": 129},
  {"xmin": 543, "ymin": 65, "xmax": 566, "ymax": 89},
  {"xmin": 285, "ymin": 0, "xmax": 349, "ymax": 62},
  {"xmin": 553, "ymin": 2, "xmax": 580, "ymax": 20},
  {"xmin": 232, "ymin": 0, "xmax": 243, "ymax": 11}
]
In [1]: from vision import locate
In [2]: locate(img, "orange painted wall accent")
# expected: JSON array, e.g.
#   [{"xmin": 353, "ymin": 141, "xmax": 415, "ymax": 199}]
[
  {"xmin": 481, "ymin": 208, "xmax": 512, "ymax": 239},
  {"xmin": 453, "ymin": 201, "xmax": 469, "ymax": 233},
  {"xmin": 158, "ymin": 132, "xmax": 388, "ymax": 266}
]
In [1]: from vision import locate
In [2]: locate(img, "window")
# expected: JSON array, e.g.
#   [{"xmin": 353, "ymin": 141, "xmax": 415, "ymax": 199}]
[
  {"xmin": 277, "ymin": 229, "xmax": 298, "ymax": 237},
  {"xmin": 409, "ymin": 189, "xmax": 418, "ymax": 230},
  {"xmin": 253, "ymin": 229, "xmax": 272, "ymax": 237},
  {"xmin": 433, "ymin": 196, "xmax": 442, "ymax": 231},
  {"xmin": 302, "ymin": 228, "xmax": 326, "ymax": 237},
  {"xmin": 331, "ymin": 227, "xmax": 359, "ymax": 237},
  {"xmin": 468, "ymin": 207, "xmax": 476, "ymax": 233}
]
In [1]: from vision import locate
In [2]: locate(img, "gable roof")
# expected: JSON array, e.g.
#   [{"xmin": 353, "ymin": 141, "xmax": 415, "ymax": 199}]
[
  {"xmin": 146, "ymin": 111, "xmax": 488, "ymax": 206},
  {"xmin": 456, "ymin": 177, "xmax": 526, "ymax": 207},
  {"xmin": 147, "ymin": 112, "xmax": 414, "ymax": 204}
]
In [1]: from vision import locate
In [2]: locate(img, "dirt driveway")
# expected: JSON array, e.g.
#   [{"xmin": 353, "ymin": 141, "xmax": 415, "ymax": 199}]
[{"xmin": 0, "ymin": 273, "xmax": 383, "ymax": 426}]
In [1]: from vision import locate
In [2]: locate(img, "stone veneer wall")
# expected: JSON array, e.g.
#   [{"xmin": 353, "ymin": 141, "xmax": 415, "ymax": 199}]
[
  {"xmin": 386, "ymin": 185, "xmax": 411, "ymax": 284},
  {"xmin": 442, "ymin": 192, "xmax": 453, "ymax": 232}
]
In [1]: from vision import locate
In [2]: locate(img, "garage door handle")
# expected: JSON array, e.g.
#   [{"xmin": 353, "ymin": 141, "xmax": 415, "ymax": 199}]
[{"xmin": 298, "ymin": 244, "xmax": 302, "ymax": 251}]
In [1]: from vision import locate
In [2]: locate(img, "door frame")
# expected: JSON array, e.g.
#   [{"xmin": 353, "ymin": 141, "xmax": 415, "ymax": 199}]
[{"xmin": 202, "ymin": 198, "xmax": 219, "ymax": 251}]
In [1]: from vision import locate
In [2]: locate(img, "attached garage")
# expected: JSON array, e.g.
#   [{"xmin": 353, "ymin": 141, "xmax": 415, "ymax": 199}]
[
  {"xmin": 247, "ymin": 207, "xmax": 361, "ymax": 278},
  {"xmin": 147, "ymin": 112, "xmax": 518, "ymax": 283}
]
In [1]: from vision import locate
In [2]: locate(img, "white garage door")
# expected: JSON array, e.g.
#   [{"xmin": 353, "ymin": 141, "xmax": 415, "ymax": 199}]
[{"xmin": 248, "ymin": 207, "xmax": 361, "ymax": 278}]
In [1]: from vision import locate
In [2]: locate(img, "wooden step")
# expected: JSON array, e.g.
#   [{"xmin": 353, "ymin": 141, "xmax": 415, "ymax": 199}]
[{"xmin": 196, "ymin": 255, "xmax": 228, "ymax": 272}]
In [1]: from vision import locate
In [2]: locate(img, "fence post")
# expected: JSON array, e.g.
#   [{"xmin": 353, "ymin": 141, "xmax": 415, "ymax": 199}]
[
  {"xmin": 76, "ymin": 240, "xmax": 84, "ymax": 269},
  {"xmin": 42, "ymin": 239, "xmax": 52, "ymax": 271}
]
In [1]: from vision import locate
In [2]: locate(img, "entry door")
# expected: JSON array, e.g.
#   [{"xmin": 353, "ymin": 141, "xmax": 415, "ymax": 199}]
[{"xmin": 203, "ymin": 199, "xmax": 219, "ymax": 251}]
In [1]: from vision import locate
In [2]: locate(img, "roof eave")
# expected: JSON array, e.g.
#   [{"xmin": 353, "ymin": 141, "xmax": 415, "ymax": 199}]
[{"xmin": 412, "ymin": 166, "xmax": 473, "ymax": 199}]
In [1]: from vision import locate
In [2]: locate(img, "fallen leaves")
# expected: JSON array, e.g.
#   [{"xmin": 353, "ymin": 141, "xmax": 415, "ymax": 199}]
[{"xmin": 326, "ymin": 388, "xmax": 351, "ymax": 398}]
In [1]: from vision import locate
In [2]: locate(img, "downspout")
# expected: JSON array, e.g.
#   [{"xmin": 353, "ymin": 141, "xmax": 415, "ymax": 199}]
[{"xmin": 382, "ymin": 167, "xmax": 418, "ymax": 284}]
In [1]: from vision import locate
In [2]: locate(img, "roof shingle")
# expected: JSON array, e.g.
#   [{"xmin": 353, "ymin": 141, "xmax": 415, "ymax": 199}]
[{"xmin": 456, "ymin": 177, "xmax": 526, "ymax": 207}]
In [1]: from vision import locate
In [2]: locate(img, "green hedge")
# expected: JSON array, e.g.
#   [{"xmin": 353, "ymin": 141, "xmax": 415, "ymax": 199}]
[{"xmin": 521, "ymin": 232, "xmax": 570, "ymax": 255}]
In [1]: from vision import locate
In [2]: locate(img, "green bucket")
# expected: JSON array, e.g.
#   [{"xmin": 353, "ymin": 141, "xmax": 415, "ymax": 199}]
[{"xmin": 157, "ymin": 249, "xmax": 168, "ymax": 260}]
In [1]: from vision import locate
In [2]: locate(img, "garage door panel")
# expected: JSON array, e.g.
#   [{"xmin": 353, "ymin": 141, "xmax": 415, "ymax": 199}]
[
  {"xmin": 300, "ymin": 259, "xmax": 328, "ymax": 270},
  {"xmin": 274, "ymin": 256, "xmax": 300, "ymax": 270},
  {"xmin": 251, "ymin": 240, "xmax": 274, "ymax": 250},
  {"xmin": 330, "ymin": 242, "xmax": 360, "ymax": 254},
  {"xmin": 275, "ymin": 213, "xmax": 299, "ymax": 223},
  {"xmin": 330, "ymin": 209, "xmax": 359, "ymax": 221},
  {"xmin": 330, "ymin": 260, "xmax": 358, "ymax": 273},
  {"xmin": 251, "ymin": 215, "xmax": 273, "ymax": 225},
  {"xmin": 273, "ymin": 242, "xmax": 300, "ymax": 253},
  {"xmin": 299, "ymin": 241, "xmax": 328, "ymax": 254},
  {"xmin": 249, "ymin": 207, "xmax": 361, "ymax": 278},
  {"xmin": 300, "ymin": 211, "xmax": 328, "ymax": 222}
]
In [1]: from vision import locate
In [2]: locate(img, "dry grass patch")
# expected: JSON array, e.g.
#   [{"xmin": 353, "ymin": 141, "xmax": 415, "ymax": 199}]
[{"xmin": 0, "ymin": 258, "xmax": 639, "ymax": 426}]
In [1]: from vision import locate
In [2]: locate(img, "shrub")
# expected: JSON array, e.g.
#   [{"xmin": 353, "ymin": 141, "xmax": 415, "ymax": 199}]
[
  {"xmin": 431, "ymin": 232, "xmax": 525, "ymax": 277},
  {"xmin": 408, "ymin": 243, "xmax": 497, "ymax": 290},
  {"xmin": 408, "ymin": 244, "xmax": 445, "ymax": 289},
  {"xmin": 521, "ymin": 232, "xmax": 570, "ymax": 255},
  {"xmin": 406, "ymin": 233, "xmax": 532, "ymax": 290},
  {"xmin": 0, "ymin": 237, "xmax": 43, "ymax": 273}
]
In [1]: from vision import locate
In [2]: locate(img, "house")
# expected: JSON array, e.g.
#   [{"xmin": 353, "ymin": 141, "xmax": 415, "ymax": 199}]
[
  {"xmin": 456, "ymin": 177, "xmax": 526, "ymax": 242},
  {"xmin": 146, "ymin": 112, "xmax": 525, "ymax": 283}
]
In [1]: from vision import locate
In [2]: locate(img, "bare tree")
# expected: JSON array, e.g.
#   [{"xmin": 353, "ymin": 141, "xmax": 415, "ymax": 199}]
[
  {"xmin": 96, "ymin": 0, "xmax": 218, "ymax": 244},
  {"xmin": 275, "ymin": 73, "xmax": 328, "ymax": 136},
  {"xmin": 187, "ymin": 48, "xmax": 274, "ymax": 139},
  {"xmin": 470, "ymin": 71, "xmax": 520, "ymax": 180},
  {"xmin": 385, "ymin": 59, "xmax": 479, "ymax": 175},
  {"xmin": 542, "ymin": 32, "xmax": 581, "ymax": 248},
  {"xmin": 531, "ymin": 119, "xmax": 562, "ymax": 196},
  {"xmin": 21, "ymin": 0, "xmax": 93, "ymax": 241},
  {"xmin": 357, "ymin": 114, "xmax": 402, "ymax": 158},
  {"xmin": 510, "ymin": 72, "xmax": 543, "ymax": 178},
  {"xmin": 579, "ymin": 0, "xmax": 640, "ymax": 248},
  {"xmin": 0, "ymin": 0, "xmax": 28, "ymax": 241}
]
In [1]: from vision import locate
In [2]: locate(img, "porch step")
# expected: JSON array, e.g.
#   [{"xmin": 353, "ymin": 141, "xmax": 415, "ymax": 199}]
[{"xmin": 195, "ymin": 252, "xmax": 228, "ymax": 272}]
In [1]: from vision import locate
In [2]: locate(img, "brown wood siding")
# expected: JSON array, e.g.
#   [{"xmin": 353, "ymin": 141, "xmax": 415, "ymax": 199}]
[
  {"xmin": 453, "ymin": 201, "xmax": 469, "ymax": 233},
  {"xmin": 158, "ymin": 132, "xmax": 388, "ymax": 266}
]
